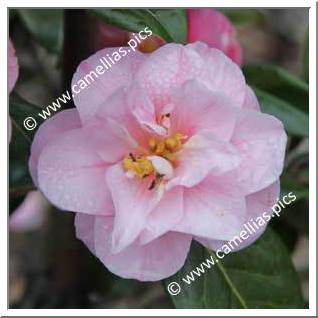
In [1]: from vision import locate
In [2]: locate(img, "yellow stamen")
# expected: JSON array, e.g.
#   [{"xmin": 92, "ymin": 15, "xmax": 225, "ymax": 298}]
[
  {"xmin": 123, "ymin": 156, "xmax": 154, "ymax": 178},
  {"xmin": 123, "ymin": 132, "xmax": 186, "ymax": 179},
  {"xmin": 155, "ymin": 140, "xmax": 166, "ymax": 155},
  {"xmin": 148, "ymin": 138, "xmax": 157, "ymax": 152}
]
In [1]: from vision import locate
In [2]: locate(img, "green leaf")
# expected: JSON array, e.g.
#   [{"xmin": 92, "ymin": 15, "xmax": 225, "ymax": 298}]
[
  {"xmin": 221, "ymin": 9, "xmax": 266, "ymax": 26},
  {"xmin": 254, "ymin": 88, "xmax": 309, "ymax": 137},
  {"xmin": 9, "ymin": 94, "xmax": 41, "ymax": 190},
  {"xmin": 17, "ymin": 9, "xmax": 63, "ymax": 54},
  {"xmin": 164, "ymin": 228, "xmax": 304, "ymax": 308},
  {"xmin": 92, "ymin": 9, "xmax": 187, "ymax": 43},
  {"xmin": 302, "ymin": 29, "xmax": 309, "ymax": 83},
  {"xmin": 243, "ymin": 64, "xmax": 309, "ymax": 113}
]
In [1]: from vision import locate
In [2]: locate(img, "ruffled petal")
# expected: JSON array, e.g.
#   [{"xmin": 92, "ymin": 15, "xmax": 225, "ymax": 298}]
[
  {"xmin": 173, "ymin": 174, "xmax": 246, "ymax": 240},
  {"xmin": 139, "ymin": 186, "xmax": 184, "ymax": 244},
  {"xmin": 72, "ymin": 47, "xmax": 145, "ymax": 123},
  {"xmin": 135, "ymin": 43, "xmax": 245, "ymax": 111},
  {"xmin": 242, "ymin": 85, "xmax": 260, "ymax": 111},
  {"xmin": 105, "ymin": 163, "xmax": 164, "ymax": 253},
  {"xmin": 92, "ymin": 216, "xmax": 192, "ymax": 281},
  {"xmin": 75, "ymin": 213, "xmax": 96, "ymax": 253},
  {"xmin": 170, "ymin": 79, "xmax": 237, "ymax": 141},
  {"xmin": 29, "ymin": 109, "xmax": 81, "ymax": 185},
  {"xmin": 166, "ymin": 131, "xmax": 241, "ymax": 190},
  {"xmin": 197, "ymin": 181, "xmax": 280, "ymax": 251},
  {"xmin": 186, "ymin": 42, "xmax": 246, "ymax": 107},
  {"xmin": 230, "ymin": 110, "xmax": 287, "ymax": 194},
  {"xmin": 37, "ymin": 128, "xmax": 113, "ymax": 215}
]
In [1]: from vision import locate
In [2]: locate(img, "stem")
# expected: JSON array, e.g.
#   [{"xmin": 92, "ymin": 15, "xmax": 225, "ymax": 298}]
[{"xmin": 210, "ymin": 250, "xmax": 248, "ymax": 309}]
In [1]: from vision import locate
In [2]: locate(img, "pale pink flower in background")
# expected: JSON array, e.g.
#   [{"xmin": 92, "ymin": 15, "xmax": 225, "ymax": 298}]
[
  {"xmin": 9, "ymin": 39, "xmax": 50, "ymax": 232},
  {"xmin": 10, "ymin": 191, "xmax": 50, "ymax": 232},
  {"xmin": 94, "ymin": 21, "xmax": 130, "ymax": 51},
  {"xmin": 94, "ymin": 9, "xmax": 242, "ymax": 60},
  {"xmin": 29, "ymin": 42, "xmax": 286, "ymax": 281},
  {"xmin": 8, "ymin": 39, "xmax": 19, "ymax": 93},
  {"xmin": 8, "ymin": 39, "xmax": 19, "ymax": 142},
  {"xmin": 187, "ymin": 9, "xmax": 243, "ymax": 65}
]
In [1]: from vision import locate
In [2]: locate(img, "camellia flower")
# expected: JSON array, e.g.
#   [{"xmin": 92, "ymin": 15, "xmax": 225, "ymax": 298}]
[
  {"xmin": 29, "ymin": 42, "xmax": 286, "ymax": 281},
  {"xmin": 187, "ymin": 9, "xmax": 242, "ymax": 65}
]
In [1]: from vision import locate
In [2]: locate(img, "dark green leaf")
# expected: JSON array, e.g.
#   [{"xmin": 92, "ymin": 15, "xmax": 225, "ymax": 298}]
[
  {"xmin": 281, "ymin": 175, "xmax": 309, "ymax": 201},
  {"xmin": 92, "ymin": 9, "xmax": 187, "ymax": 43},
  {"xmin": 302, "ymin": 29, "xmax": 309, "ymax": 83},
  {"xmin": 221, "ymin": 9, "xmax": 266, "ymax": 26},
  {"xmin": 9, "ymin": 94, "xmax": 40, "ymax": 191},
  {"xmin": 244, "ymin": 64, "xmax": 309, "ymax": 113},
  {"xmin": 148, "ymin": 9, "xmax": 187, "ymax": 43},
  {"xmin": 165, "ymin": 228, "xmax": 304, "ymax": 308},
  {"xmin": 254, "ymin": 88, "xmax": 308, "ymax": 137},
  {"xmin": 17, "ymin": 9, "xmax": 63, "ymax": 54}
]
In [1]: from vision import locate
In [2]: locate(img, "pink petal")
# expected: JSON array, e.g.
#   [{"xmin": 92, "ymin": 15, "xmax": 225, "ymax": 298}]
[
  {"xmin": 147, "ymin": 156, "xmax": 174, "ymax": 179},
  {"xmin": 130, "ymin": 91, "xmax": 167, "ymax": 136},
  {"xmin": 135, "ymin": 43, "xmax": 245, "ymax": 111},
  {"xmin": 29, "ymin": 109, "xmax": 81, "ymax": 185},
  {"xmin": 187, "ymin": 9, "xmax": 242, "ymax": 65},
  {"xmin": 166, "ymin": 131, "xmax": 241, "ymax": 190},
  {"xmin": 197, "ymin": 181, "xmax": 280, "ymax": 251},
  {"xmin": 82, "ymin": 117, "xmax": 138, "ymax": 163},
  {"xmin": 8, "ymin": 39, "xmax": 19, "ymax": 93},
  {"xmin": 92, "ymin": 216, "xmax": 192, "ymax": 281},
  {"xmin": 10, "ymin": 191, "xmax": 50, "ymax": 232},
  {"xmin": 139, "ymin": 186, "xmax": 184, "ymax": 244},
  {"xmin": 37, "ymin": 128, "xmax": 112, "ymax": 215},
  {"xmin": 105, "ymin": 163, "xmax": 163, "ymax": 253},
  {"xmin": 186, "ymin": 42, "xmax": 246, "ymax": 107},
  {"xmin": 71, "ymin": 47, "xmax": 145, "ymax": 124},
  {"xmin": 242, "ymin": 86, "xmax": 260, "ymax": 111},
  {"xmin": 170, "ymin": 79, "xmax": 237, "ymax": 141},
  {"xmin": 135, "ymin": 44, "xmax": 194, "ymax": 110},
  {"xmin": 95, "ymin": 86, "xmax": 159, "ymax": 148},
  {"xmin": 75, "ymin": 213, "xmax": 96, "ymax": 253},
  {"xmin": 230, "ymin": 110, "xmax": 287, "ymax": 194},
  {"xmin": 173, "ymin": 174, "xmax": 246, "ymax": 241}
]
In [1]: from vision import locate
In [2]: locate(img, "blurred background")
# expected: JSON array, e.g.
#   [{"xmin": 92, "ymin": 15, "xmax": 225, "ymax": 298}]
[{"xmin": 9, "ymin": 8, "xmax": 309, "ymax": 308}]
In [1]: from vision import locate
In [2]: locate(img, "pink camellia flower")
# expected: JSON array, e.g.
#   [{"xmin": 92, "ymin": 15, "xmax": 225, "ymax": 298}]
[
  {"xmin": 29, "ymin": 42, "xmax": 286, "ymax": 281},
  {"xmin": 187, "ymin": 9, "xmax": 242, "ymax": 65}
]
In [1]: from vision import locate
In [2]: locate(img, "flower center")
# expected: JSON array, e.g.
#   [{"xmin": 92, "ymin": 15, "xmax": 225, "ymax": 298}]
[{"xmin": 122, "ymin": 133, "xmax": 186, "ymax": 181}]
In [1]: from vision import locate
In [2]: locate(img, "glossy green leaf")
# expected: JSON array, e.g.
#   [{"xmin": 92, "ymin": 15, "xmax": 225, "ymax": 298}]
[
  {"xmin": 17, "ymin": 9, "xmax": 63, "ymax": 54},
  {"xmin": 9, "ymin": 94, "xmax": 41, "ymax": 190},
  {"xmin": 244, "ymin": 64, "xmax": 309, "ymax": 113},
  {"xmin": 92, "ymin": 9, "xmax": 187, "ymax": 43},
  {"xmin": 221, "ymin": 9, "xmax": 266, "ymax": 26},
  {"xmin": 254, "ymin": 88, "xmax": 308, "ymax": 137},
  {"xmin": 164, "ymin": 228, "xmax": 304, "ymax": 308},
  {"xmin": 302, "ymin": 29, "xmax": 309, "ymax": 83}
]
